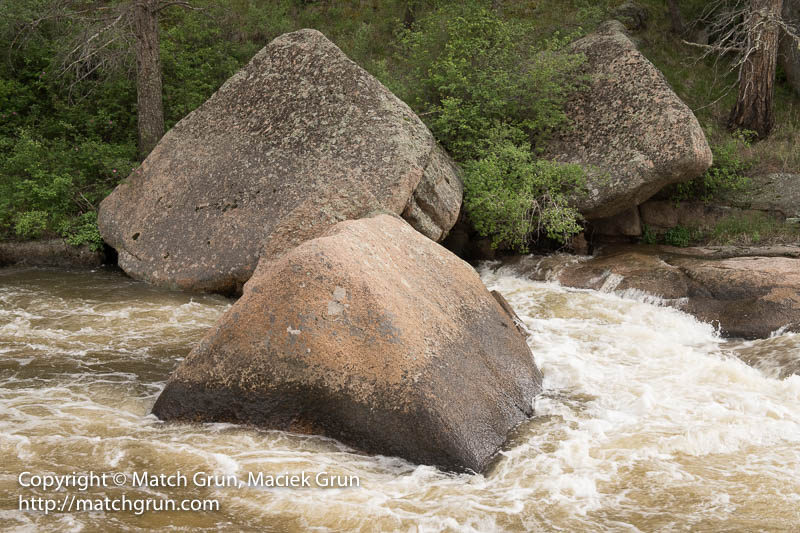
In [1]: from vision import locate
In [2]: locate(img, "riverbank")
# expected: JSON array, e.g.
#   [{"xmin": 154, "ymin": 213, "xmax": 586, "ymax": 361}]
[{"xmin": 0, "ymin": 240, "xmax": 107, "ymax": 269}]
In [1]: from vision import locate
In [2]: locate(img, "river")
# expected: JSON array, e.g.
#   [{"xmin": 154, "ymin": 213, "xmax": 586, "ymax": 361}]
[{"xmin": 1, "ymin": 265, "xmax": 799, "ymax": 532}]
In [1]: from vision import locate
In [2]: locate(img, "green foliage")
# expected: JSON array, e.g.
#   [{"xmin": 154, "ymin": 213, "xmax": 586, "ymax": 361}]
[
  {"xmin": 61, "ymin": 211, "xmax": 104, "ymax": 251},
  {"xmin": 0, "ymin": 128, "xmax": 136, "ymax": 243},
  {"xmin": 395, "ymin": 1, "xmax": 586, "ymax": 250},
  {"xmin": 710, "ymin": 213, "xmax": 799, "ymax": 246},
  {"xmin": 463, "ymin": 129, "xmax": 584, "ymax": 251},
  {"xmin": 396, "ymin": 3, "xmax": 584, "ymax": 160},
  {"xmin": 641, "ymin": 223, "xmax": 657, "ymax": 245},
  {"xmin": 663, "ymin": 225, "xmax": 696, "ymax": 247},
  {"xmin": 14, "ymin": 210, "xmax": 48, "ymax": 239},
  {"xmin": 672, "ymin": 129, "xmax": 753, "ymax": 204}
]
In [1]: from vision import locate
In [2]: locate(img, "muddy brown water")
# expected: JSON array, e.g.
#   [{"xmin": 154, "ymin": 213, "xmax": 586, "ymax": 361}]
[{"xmin": 1, "ymin": 266, "xmax": 799, "ymax": 532}]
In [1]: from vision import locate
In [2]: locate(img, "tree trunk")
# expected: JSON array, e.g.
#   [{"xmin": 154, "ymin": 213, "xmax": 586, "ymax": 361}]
[
  {"xmin": 133, "ymin": 0, "xmax": 164, "ymax": 159},
  {"xmin": 403, "ymin": 0, "xmax": 415, "ymax": 28},
  {"xmin": 666, "ymin": 0, "xmax": 686, "ymax": 35},
  {"xmin": 729, "ymin": 0, "xmax": 783, "ymax": 138}
]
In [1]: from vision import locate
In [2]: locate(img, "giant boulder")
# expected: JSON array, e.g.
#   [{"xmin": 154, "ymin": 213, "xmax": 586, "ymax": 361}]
[
  {"xmin": 99, "ymin": 29, "xmax": 462, "ymax": 294},
  {"xmin": 548, "ymin": 21, "xmax": 712, "ymax": 219},
  {"xmin": 152, "ymin": 214, "xmax": 542, "ymax": 472}
]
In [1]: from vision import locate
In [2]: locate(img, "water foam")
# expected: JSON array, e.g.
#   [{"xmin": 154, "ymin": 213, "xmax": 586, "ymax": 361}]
[{"xmin": 1, "ymin": 266, "xmax": 799, "ymax": 531}]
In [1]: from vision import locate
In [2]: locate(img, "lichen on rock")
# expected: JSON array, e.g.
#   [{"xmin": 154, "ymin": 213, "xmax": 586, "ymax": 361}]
[{"xmin": 99, "ymin": 29, "xmax": 462, "ymax": 294}]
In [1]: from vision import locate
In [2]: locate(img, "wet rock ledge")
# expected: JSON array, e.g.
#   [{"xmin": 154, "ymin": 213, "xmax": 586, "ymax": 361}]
[
  {"xmin": 0, "ymin": 240, "xmax": 105, "ymax": 268},
  {"xmin": 500, "ymin": 244, "xmax": 800, "ymax": 339}
]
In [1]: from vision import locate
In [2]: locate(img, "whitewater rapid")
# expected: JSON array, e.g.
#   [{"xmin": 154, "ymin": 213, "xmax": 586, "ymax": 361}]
[{"xmin": 1, "ymin": 265, "xmax": 798, "ymax": 532}]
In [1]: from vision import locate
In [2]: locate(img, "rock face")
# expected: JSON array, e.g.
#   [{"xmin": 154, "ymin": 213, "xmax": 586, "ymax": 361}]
[
  {"xmin": 612, "ymin": 1, "xmax": 649, "ymax": 31},
  {"xmin": 0, "ymin": 240, "xmax": 106, "ymax": 268},
  {"xmin": 548, "ymin": 21, "xmax": 712, "ymax": 219},
  {"xmin": 719, "ymin": 173, "xmax": 800, "ymax": 219},
  {"xmin": 503, "ymin": 245, "xmax": 800, "ymax": 339},
  {"xmin": 152, "ymin": 215, "xmax": 542, "ymax": 472},
  {"xmin": 98, "ymin": 29, "xmax": 462, "ymax": 294}
]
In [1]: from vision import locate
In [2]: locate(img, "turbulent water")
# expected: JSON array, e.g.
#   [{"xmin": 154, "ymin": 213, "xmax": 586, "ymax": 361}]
[{"xmin": 1, "ymin": 265, "xmax": 799, "ymax": 532}]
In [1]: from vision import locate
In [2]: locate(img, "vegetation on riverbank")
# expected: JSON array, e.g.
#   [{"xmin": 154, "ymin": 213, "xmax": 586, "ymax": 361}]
[{"xmin": 1, "ymin": 0, "xmax": 799, "ymax": 251}]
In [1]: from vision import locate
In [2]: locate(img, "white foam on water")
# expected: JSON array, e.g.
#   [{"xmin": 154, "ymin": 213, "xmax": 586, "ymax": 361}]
[{"xmin": 1, "ymin": 266, "xmax": 799, "ymax": 531}]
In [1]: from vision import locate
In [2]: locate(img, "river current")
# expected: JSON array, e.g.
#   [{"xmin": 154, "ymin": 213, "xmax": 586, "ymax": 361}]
[{"xmin": 1, "ymin": 265, "xmax": 799, "ymax": 532}]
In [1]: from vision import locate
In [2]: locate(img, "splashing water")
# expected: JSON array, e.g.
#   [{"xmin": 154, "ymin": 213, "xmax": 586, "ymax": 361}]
[{"xmin": 1, "ymin": 265, "xmax": 799, "ymax": 532}]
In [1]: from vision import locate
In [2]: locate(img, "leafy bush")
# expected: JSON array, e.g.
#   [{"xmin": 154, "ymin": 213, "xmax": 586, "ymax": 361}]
[
  {"xmin": 395, "ymin": 1, "xmax": 586, "ymax": 250},
  {"xmin": 13, "ymin": 210, "xmax": 48, "ymax": 239},
  {"xmin": 664, "ymin": 225, "xmax": 693, "ymax": 247},
  {"xmin": 641, "ymin": 223, "xmax": 657, "ymax": 245},
  {"xmin": 60, "ymin": 211, "xmax": 104, "ymax": 251},
  {"xmin": 672, "ymin": 129, "xmax": 753, "ymax": 204},
  {"xmin": 0, "ymin": 128, "xmax": 136, "ymax": 243},
  {"xmin": 464, "ymin": 130, "xmax": 584, "ymax": 251}
]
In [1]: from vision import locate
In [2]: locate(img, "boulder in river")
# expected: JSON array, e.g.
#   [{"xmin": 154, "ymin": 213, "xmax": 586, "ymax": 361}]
[
  {"xmin": 99, "ymin": 29, "xmax": 462, "ymax": 294},
  {"xmin": 547, "ymin": 21, "xmax": 712, "ymax": 220},
  {"xmin": 152, "ymin": 214, "xmax": 542, "ymax": 472}
]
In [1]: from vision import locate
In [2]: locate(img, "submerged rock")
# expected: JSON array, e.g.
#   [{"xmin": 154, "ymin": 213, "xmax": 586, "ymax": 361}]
[
  {"xmin": 502, "ymin": 244, "xmax": 800, "ymax": 339},
  {"xmin": 152, "ymin": 215, "xmax": 542, "ymax": 472},
  {"xmin": 548, "ymin": 21, "xmax": 712, "ymax": 219},
  {"xmin": 99, "ymin": 29, "xmax": 461, "ymax": 294}
]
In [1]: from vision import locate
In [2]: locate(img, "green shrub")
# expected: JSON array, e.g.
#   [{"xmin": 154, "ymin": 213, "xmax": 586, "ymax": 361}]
[
  {"xmin": 641, "ymin": 223, "xmax": 657, "ymax": 245},
  {"xmin": 395, "ymin": 1, "xmax": 586, "ymax": 250},
  {"xmin": 13, "ymin": 210, "xmax": 48, "ymax": 238},
  {"xmin": 664, "ymin": 225, "xmax": 693, "ymax": 247},
  {"xmin": 672, "ymin": 128, "xmax": 753, "ymax": 204},
  {"xmin": 0, "ymin": 128, "xmax": 136, "ymax": 241},
  {"xmin": 463, "ymin": 131, "xmax": 584, "ymax": 251},
  {"xmin": 59, "ymin": 211, "xmax": 104, "ymax": 251}
]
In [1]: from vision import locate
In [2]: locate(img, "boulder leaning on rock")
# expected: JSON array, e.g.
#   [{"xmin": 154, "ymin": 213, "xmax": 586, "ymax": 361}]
[
  {"xmin": 548, "ymin": 20, "xmax": 712, "ymax": 220},
  {"xmin": 152, "ymin": 214, "xmax": 543, "ymax": 472},
  {"xmin": 99, "ymin": 29, "xmax": 462, "ymax": 294}
]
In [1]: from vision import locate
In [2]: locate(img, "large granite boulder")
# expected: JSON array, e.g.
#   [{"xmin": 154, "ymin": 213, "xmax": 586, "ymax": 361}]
[
  {"xmin": 152, "ymin": 214, "xmax": 542, "ymax": 472},
  {"xmin": 503, "ymin": 244, "xmax": 800, "ymax": 339},
  {"xmin": 548, "ymin": 21, "xmax": 712, "ymax": 219},
  {"xmin": 99, "ymin": 29, "xmax": 462, "ymax": 294}
]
